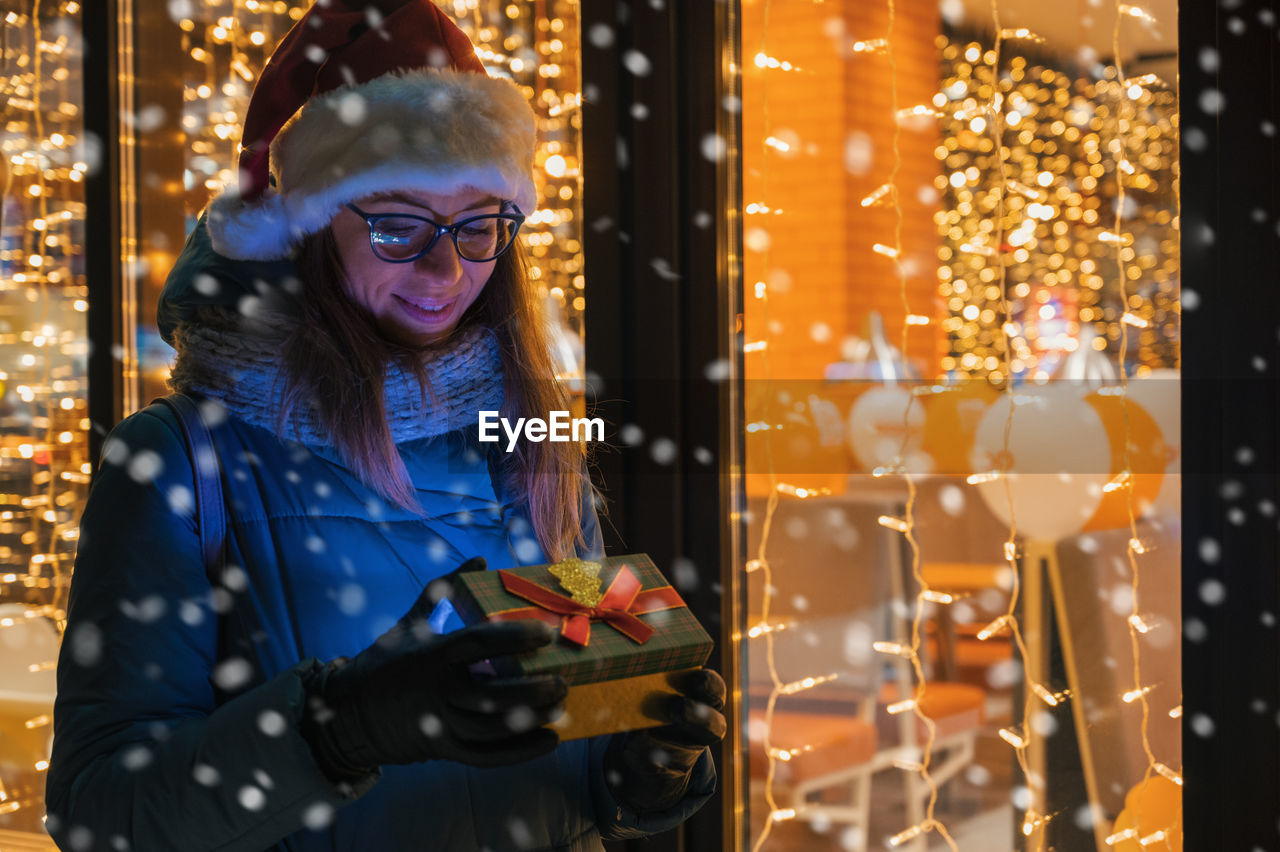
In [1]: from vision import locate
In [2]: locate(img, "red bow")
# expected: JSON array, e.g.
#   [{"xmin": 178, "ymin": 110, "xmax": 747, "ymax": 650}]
[{"xmin": 498, "ymin": 566, "xmax": 656, "ymax": 647}]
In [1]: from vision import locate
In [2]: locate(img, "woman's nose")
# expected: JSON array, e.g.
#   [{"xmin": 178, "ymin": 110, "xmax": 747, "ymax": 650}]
[{"xmin": 415, "ymin": 233, "xmax": 463, "ymax": 277}]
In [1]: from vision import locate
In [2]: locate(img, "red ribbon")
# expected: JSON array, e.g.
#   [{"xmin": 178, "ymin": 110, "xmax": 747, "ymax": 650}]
[{"xmin": 496, "ymin": 566, "xmax": 663, "ymax": 647}]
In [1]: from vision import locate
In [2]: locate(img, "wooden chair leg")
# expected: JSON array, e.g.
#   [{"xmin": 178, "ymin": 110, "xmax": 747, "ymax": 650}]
[
  {"xmin": 851, "ymin": 770, "xmax": 872, "ymax": 851},
  {"xmin": 901, "ymin": 769, "xmax": 927, "ymax": 852}
]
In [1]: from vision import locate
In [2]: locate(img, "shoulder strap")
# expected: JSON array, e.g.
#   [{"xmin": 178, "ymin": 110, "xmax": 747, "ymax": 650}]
[{"xmin": 153, "ymin": 393, "xmax": 226, "ymax": 580}]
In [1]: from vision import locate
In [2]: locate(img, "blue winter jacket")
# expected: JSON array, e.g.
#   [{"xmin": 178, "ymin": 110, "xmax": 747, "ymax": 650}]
[{"xmin": 45, "ymin": 222, "xmax": 715, "ymax": 851}]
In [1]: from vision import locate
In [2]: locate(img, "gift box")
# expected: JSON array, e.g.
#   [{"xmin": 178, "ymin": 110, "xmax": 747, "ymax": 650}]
[{"xmin": 450, "ymin": 554, "xmax": 714, "ymax": 740}]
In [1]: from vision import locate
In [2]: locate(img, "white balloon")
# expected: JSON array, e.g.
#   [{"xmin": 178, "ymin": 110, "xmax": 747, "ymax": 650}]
[
  {"xmin": 846, "ymin": 386, "xmax": 928, "ymax": 472},
  {"xmin": 969, "ymin": 385, "xmax": 1109, "ymax": 541}
]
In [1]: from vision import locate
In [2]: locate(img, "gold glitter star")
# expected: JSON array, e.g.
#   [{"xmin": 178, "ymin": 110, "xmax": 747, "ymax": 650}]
[{"xmin": 548, "ymin": 558, "xmax": 604, "ymax": 607}]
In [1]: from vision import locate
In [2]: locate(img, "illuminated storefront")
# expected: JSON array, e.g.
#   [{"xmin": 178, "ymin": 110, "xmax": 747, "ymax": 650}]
[{"xmin": 0, "ymin": 1, "xmax": 1274, "ymax": 849}]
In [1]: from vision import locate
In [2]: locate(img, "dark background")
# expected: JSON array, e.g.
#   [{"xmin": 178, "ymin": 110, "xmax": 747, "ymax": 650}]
[
  {"xmin": 580, "ymin": 2, "xmax": 741, "ymax": 849},
  {"xmin": 1179, "ymin": 0, "xmax": 1280, "ymax": 849}
]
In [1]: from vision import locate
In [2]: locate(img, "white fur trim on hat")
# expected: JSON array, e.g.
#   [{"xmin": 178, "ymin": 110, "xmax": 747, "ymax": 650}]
[{"xmin": 207, "ymin": 67, "xmax": 537, "ymax": 261}]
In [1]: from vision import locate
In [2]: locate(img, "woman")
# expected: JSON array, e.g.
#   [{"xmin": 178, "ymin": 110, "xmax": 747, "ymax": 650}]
[{"xmin": 45, "ymin": 2, "xmax": 723, "ymax": 849}]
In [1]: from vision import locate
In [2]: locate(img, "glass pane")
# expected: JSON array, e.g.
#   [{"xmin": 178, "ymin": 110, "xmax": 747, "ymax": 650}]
[
  {"xmin": 128, "ymin": 0, "xmax": 313, "ymax": 408},
  {"xmin": 453, "ymin": 1, "xmax": 586, "ymax": 408},
  {"xmin": 738, "ymin": 0, "xmax": 1180, "ymax": 849},
  {"xmin": 0, "ymin": 0, "xmax": 89, "ymax": 842},
  {"xmin": 0, "ymin": 1, "xmax": 584, "ymax": 844},
  {"xmin": 130, "ymin": 0, "xmax": 585, "ymax": 413}
]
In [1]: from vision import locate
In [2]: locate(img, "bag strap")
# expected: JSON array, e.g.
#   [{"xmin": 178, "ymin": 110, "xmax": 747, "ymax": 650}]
[{"xmin": 153, "ymin": 393, "xmax": 225, "ymax": 580}]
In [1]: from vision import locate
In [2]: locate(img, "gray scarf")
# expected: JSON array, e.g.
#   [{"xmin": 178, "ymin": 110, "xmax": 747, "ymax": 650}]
[{"xmin": 169, "ymin": 306, "xmax": 505, "ymax": 446}]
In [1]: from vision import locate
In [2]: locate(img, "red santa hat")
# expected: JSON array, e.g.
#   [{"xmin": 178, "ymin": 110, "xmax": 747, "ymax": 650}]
[{"xmin": 206, "ymin": 0, "xmax": 537, "ymax": 261}]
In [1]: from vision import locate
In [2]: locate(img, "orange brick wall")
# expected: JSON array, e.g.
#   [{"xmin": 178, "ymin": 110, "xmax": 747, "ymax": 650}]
[{"xmin": 742, "ymin": 0, "xmax": 944, "ymax": 381}]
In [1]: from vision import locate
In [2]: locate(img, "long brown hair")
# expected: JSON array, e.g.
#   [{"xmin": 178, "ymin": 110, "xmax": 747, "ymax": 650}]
[{"xmin": 278, "ymin": 227, "xmax": 593, "ymax": 562}]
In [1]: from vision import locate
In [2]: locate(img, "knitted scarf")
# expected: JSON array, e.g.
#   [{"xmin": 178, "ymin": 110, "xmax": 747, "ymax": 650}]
[{"xmin": 168, "ymin": 306, "xmax": 505, "ymax": 446}]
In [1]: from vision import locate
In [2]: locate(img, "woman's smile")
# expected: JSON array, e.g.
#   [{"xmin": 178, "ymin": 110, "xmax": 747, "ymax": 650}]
[{"xmin": 394, "ymin": 293, "xmax": 459, "ymax": 327}]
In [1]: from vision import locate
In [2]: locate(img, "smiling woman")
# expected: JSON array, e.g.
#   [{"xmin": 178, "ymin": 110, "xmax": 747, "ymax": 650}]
[
  {"xmin": 272, "ymin": 176, "xmax": 567, "ymax": 515},
  {"xmin": 45, "ymin": 2, "xmax": 723, "ymax": 850},
  {"xmin": 330, "ymin": 188, "xmax": 519, "ymax": 348}
]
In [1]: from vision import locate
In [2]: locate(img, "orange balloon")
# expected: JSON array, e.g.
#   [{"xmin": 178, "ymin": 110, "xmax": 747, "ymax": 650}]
[
  {"xmin": 744, "ymin": 380, "xmax": 848, "ymax": 497},
  {"xmin": 921, "ymin": 379, "xmax": 1001, "ymax": 474},
  {"xmin": 1081, "ymin": 393, "xmax": 1166, "ymax": 531},
  {"xmin": 1109, "ymin": 776, "xmax": 1182, "ymax": 851},
  {"xmin": 1108, "ymin": 810, "xmax": 1140, "ymax": 852}
]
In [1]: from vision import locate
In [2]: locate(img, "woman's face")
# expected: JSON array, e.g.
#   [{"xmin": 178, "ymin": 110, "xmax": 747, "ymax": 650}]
[{"xmin": 331, "ymin": 187, "xmax": 502, "ymax": 347}]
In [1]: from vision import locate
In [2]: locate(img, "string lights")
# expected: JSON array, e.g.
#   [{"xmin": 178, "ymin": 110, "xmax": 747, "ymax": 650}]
[
  {"xmin": 741, "ymin": 0, "xmax": 1179, "ymax": 845},
  {"xmin": 742, "ymin": 0, "xmax": 966, "ymax": 846},
  {"xmin": 0, "ymin": 0, "xmax": 91, "ymax": 829},
  {"xmin": 950, "ymin": 0, "xmax": 1180, "ymax": 847},
  {"xmin": 453, "ymin": 0, "xmax": 585, "ymax": 363},
  {"xmin": 941, "ymin": 4, "xmax": 1175, "ymax": 847},
  {"xmin": 1103, "ymin": 0, "xmax": 1180, "ymax": 845},
  {"xmin": 933, "ymin": 29, "xmax": 1178, "ymax": 383},
  {"xmin": 0, "ymin": 0, "xmax": 1185, "ymax": 843},
  {"xmin": 881, "ymin": 0, "xmax": 958, "ymax": 843},
  {"xmin": 968, "ymin": 4, "xmax": 1065, "ymax": 846},
  {"xmin": 745, "ymin": 2, "xmax": 799, "ymax": 847}
]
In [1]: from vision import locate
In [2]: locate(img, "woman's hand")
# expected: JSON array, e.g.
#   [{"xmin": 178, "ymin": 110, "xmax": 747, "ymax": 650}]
[
  {"xmin": 604, "ymin": 668, "xmax": 727, "ymax": 813},
  {"xmin": 301, "ymin": 557, "xmax": 568, "ymax": 781}
]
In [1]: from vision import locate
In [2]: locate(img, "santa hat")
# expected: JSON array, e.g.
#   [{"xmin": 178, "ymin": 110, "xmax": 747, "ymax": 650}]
[{"xmin": 206, "ymin": 0, "xmax": 537, "ymax": 261}]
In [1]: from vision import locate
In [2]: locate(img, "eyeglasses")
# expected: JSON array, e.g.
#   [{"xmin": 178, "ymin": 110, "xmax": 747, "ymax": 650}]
[{"xmin": 346, "ymin": 202, "xmax": 525, "ymax": 264}]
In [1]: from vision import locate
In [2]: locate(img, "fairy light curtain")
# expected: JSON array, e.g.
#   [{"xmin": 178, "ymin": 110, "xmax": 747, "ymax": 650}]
[
  {"xmin": 0, "ymin": 0, "xmax": 584, "ymax": 839},
  {"xmin": 936, "ymin": 35, "xmax": 1178, "ymax": 380},
  {"xmin": 739, "ymin": 0, "xmax": 1180, "ymax": 849},
  {"xmin": 0, "ymin": 0, "xmax": 89, "ymax": 836}
]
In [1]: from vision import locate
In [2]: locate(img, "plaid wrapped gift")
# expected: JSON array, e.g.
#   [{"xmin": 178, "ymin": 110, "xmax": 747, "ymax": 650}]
[{"xmin": 451, "ymin": 554, "xmax": 715, "ymax": 739}]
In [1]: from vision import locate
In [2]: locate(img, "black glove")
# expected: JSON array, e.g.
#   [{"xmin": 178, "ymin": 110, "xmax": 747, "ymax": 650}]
[
  {"xmin": 301, "ymin": 557, "xmax": 568, "ymax": 782},
  {"xmin": 604, "ymin": 668, "xmax": 727, "ymax": 813}
]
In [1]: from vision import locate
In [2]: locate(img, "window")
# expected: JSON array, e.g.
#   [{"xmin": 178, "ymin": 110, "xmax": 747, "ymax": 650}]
[
  {"xmin": 0, "ymin": 2, "xmax": 585, "ymax": 843},
  {"xmin": 0, "ymin": 2, "xmax": 89, "ymax": 837},
  {"xmin": 738, "ymin": 0, "xmax": 1181, "ymax": 847}
]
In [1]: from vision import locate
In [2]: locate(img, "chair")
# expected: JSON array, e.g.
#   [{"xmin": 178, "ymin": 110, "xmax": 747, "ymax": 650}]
[
  {"xmin": 744, "ymin": 487, "xmax": 986, "ymax": 851},
  {"xmin": 747, "ymin": 685, "xmax": 879, "ymax": 829},
  {"xmin": 0, "ymin": 603, "xmax": 59, "ymax": 836}
]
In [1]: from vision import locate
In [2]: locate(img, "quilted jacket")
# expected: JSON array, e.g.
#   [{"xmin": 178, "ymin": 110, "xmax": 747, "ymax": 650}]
[{"xmin": 44, "ymin": 219, "xmax": 714, "ymax": 851}]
